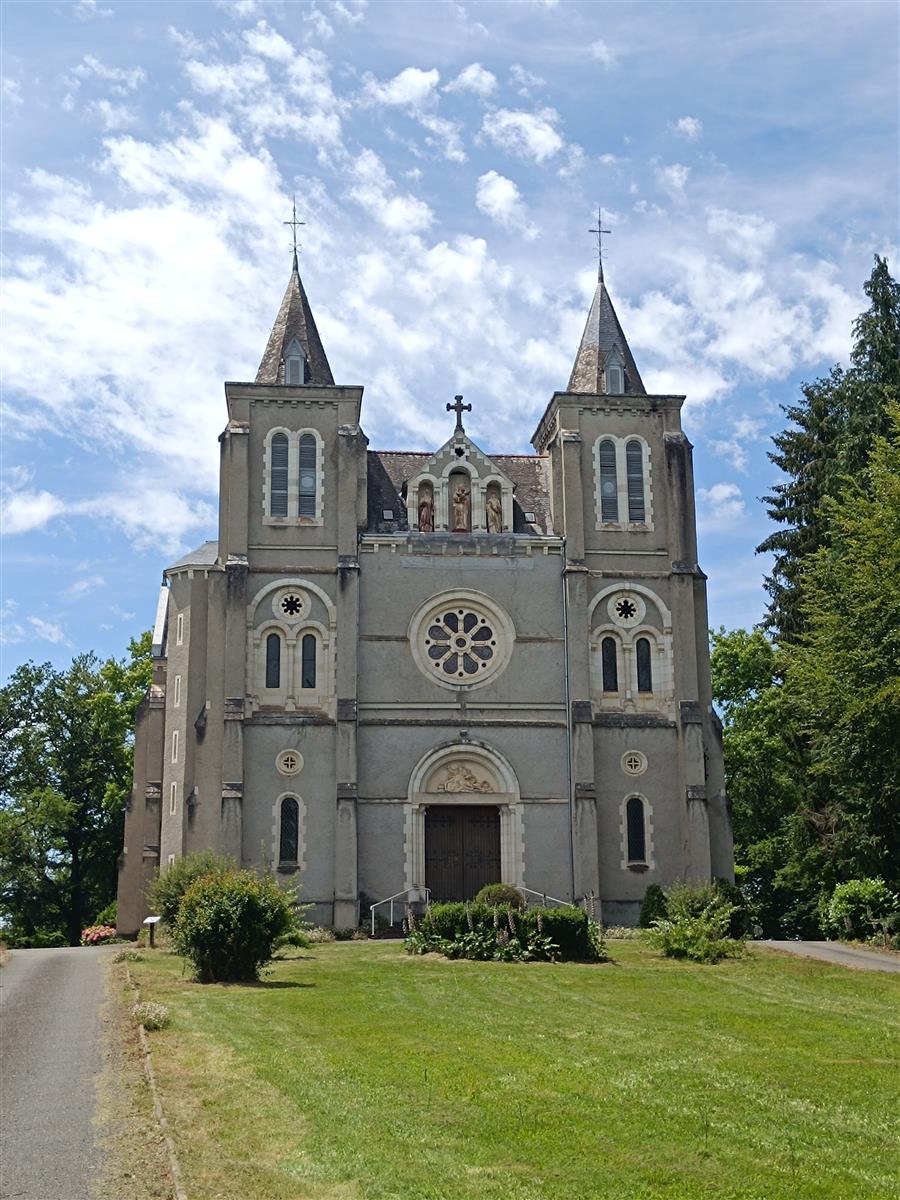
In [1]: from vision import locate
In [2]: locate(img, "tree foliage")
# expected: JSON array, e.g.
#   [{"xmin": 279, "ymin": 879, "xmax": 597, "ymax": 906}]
[{"xmin": 0, "ymin": 633, "xmax": 152, "ymax": 946}]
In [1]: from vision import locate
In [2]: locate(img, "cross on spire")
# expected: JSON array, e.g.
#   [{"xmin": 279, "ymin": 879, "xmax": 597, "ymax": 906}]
[
  {"xmin": 589, "ymin": 206, "xmax": 611, "ymax": 283},
  {"xmin": 447, "ymin": 393, "xmax": 472, "ymax": 433},
  {"xmin": 284, "ymin": 195, "xmax": 306, "ymax": 268}
]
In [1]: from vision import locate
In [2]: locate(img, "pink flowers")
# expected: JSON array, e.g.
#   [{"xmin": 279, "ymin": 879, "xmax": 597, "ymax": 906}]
[{"xmin": 81, "ymin": 924, "xmax": 117, "ymax": 945}]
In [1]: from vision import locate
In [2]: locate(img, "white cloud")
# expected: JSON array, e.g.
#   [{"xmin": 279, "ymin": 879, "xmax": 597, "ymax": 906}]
[
  {"xmin": 243, "ymin": 20, "xmax": 294, "ymax": 62},
  {"xmin": 64, "ymin": 574, "xmax": 107, "ymax": 598},
  {"xmin": 481, "ymin": 108, "xmax": 564, "ymax": 164},
  {"xmin": 87, "ymin": 100, "xmax": 136, "ymax": 130},
  {"xmin": 711, "ymin": 415, "xmax": 765, "ymax": 471},
  {"xmin": 73, "ymin": 0, "xmax": 113, "ymax": 19},
  {"xmin": 28, "ymin": 616, "xmax": 71, "ymax": 646},
  {"xmin": 698, "ymin": 482, "xmax": 746, "ymax": 529},
  {"xmin": 347, "ymin": 149, "xmax": 434, "ymax": 233},
  {"xmin": 363, "ymin": 66, "xmax": 440, "ymax": 110},
  {"xmin": 334, "ymin": 1, "xmax": 367, "ymax": 25},
  {"xmin": 445, "ymin": 63, "xmax": 496, "ymax": 98},
  {"xmin": 673, "ymin": 115, "xmax": 703, "ymax": 141},
  {"xmin": 705, "ymin": 206, "xmax": 776, "ymax": 260},
  {"xmin": 656, "ymin": 163, "xmax": 690, "ymax": 195},
  {"xmin": 74, "ymin": 55, "xmax": 146, "ymax": 92},
  {"xmin": 589, "ymin": 39, "xmax": 618, "ymax": 68},
  {"xmin": 509, "ymin": 65, "xmax": 544, "ymax": 93},
  {"xmin": 475, "ymin": 171, "xmax": 537, "ymax": 239},
  {"xmin": 0, "ymin": 600, "xmax": 25, "ymax": 645},
  {"xmin": 418, "ymin": 114, "xmax": 466, "ymax": 163},
  {"xmin": 2, "ymin": 78, "xmax": 23, "ymax": 107},
  {"xmin": 1, "ymin": 488, "xmax": 66, "ymax": 535}
]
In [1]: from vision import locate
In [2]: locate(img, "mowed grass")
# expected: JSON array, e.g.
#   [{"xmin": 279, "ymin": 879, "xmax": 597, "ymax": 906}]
[{"xmin": 130, "ymin": 940, "xmax": 899, "ymax": 1200}]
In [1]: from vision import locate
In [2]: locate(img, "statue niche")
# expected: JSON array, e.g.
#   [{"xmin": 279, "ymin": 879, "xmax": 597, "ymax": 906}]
[
  {"xmin": 417, "ymin": 483, "xmax": 434, "ymax": 533},
  {"xmin": 450, "ymin": 473, "xmax": 471, "ymax": 532},
  {"xmin": 486, "ymin": 486, "xmax": 503, "ymax": 534}
]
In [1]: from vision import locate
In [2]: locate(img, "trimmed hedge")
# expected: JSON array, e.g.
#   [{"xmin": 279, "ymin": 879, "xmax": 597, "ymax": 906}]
[{"xmin": 474, "ymin": 883, "xmax": 525, "ymax": 909}]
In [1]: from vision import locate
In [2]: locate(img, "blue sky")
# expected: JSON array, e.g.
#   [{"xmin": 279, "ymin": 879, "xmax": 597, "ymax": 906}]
[{"xmin": 1, "ymin": 0, "xmax": 897, "ymax": 674}]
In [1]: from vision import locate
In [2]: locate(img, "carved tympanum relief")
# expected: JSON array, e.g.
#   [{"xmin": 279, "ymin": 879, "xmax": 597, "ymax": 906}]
[{"xmin": 434, "ymin": 764, "xmax": 494, "ymax": 793}]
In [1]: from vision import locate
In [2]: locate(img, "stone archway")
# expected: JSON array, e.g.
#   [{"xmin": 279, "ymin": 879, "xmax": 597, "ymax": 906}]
[{"xmin": 404, "ymin": 741, "xmax": 524, "ymax": 895}]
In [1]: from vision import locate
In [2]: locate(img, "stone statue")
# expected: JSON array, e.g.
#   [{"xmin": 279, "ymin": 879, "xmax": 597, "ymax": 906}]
[
  {"xmin": 452, "ymin": 484, "xmax": 470, "ymax": 532},
  {"xmin": 418, "ymin": 486, "xmax": 434, "ymax": 533},
  {"xmin": 486, "ymin": 491, "xmax": 502, "ymax": 534}
]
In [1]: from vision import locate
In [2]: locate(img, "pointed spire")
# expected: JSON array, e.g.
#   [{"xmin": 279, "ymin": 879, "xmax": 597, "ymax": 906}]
[
  {"xmin": 567, "ymin": 277, "xmax": 645, "ymax": 395},
  {"xmin": 255, "ymin": 258, "xmax": 335, "ymax": 386}
]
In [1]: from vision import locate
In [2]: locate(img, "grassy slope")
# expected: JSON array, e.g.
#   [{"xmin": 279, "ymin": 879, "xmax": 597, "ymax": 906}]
[{"xmin": 131, "ymin": 941, "xmax": 899, "ymax": 1200}]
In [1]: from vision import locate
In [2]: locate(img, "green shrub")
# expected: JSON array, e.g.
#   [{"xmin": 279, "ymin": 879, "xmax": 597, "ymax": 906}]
[
  {"xmin": 93, "ymin": 900, "xmax": 117, "ymax": 927},
  {"xmin": 639, "ymin": 884, "xmax": 668, "ymax": 928},
  {"xmin": 132, "ymin": 1001, "xmax": 170, "ymax": 1031},
  {"xmin": 713, "ymin": 878, "xmax": 754, "ymax": 938},
  {"xmin": 410, "ymin": 901, "xmax": 603, "ymax": 963},
  {"xmin": 148, "ymin": 851, "xmax": 234, "ymax": 926},
  {"xmin": 172, "ymin": 869, "xmax": 295, "ymax": 982},
  {"xmin": 644, "ymin": 882, "xmax": 745, "ymax": 963},
  {"xmin": 332, "ymin": 927, "xmax": 357, "ymax": 941},
  {"xmin": 821, "ymin": 878, "xmax": 899, "ymax": 941},
  {"xmin": 274, "ymin": 928, "xmax": 311, "ymax": 951},
  {"xmin": 113, "ymin": 948, "xmax": 144, "ymax": 963},
  {"xmin": 305, "ymin": 926, "xmax": 336, "ymax": 943},
  {"xmin": 474, "ymin": 883, "xmax": 525, "ymax": 909}
]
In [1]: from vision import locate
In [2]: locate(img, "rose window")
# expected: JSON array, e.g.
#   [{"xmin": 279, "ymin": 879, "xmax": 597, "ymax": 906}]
[
  {"xmin": 615, "ymin": 599, "xmax": 637, "ymax": 621},
  {"xmin": 410, "ymin": 591, "xmax": 514, "ymax": 691},
  {"xmin": 281, "ymin": 594, "xmax": 303, "ymax": 616},
  {"xmin": 274, "ymin": 588, "xmax": 309, "ymax": 622},
  {"xmin": 425, "ymin": 609, "xmax": 496, "ymax": 679},
  {"xmin": 607, "ymin": 591, "xmax": 645, "ymax": 628}
]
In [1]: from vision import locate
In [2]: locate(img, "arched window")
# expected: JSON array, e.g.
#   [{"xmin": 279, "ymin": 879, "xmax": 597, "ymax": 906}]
[
  {"xmin": 626, "ymin": 440, "xmax": 645, "ymax": 523},
  {"xmin": 598, "ymin": 439, "xmax": 618, "ymax": 523},
  {"xmin": 626, "ymin": 796, "xmax": 646, "ymax": 864},
  {"xmin": 279, "ymin": 796, "xmax": 299, "ymax": 864},
  {"xmin": 606, "ymin": 363, "xmax": 624, "ymax": 394},
  {"xmin": 298, "ymin": 434, "xmax": 317, "ymax": 517},
  {"xmin": 300, "ymin": 633, "xmax": 316, "ymax": 689},
  {"xmin": 601, "ymin": 636, "xmax": 618, "ymax": 692},
  {"xmin": 284, "ymin": 338, "xmax": 306, "ymax": 386},
  {"xmin": 265, "ymin": 632, "xmax": 282, "ymax": 689},
  {"xmin": 636, "ymin": 637, "xmax": 652, "ymax": 693},
  {"xmin": 270, "ymin": 433, "xmax": 289, "ymax": 517}
]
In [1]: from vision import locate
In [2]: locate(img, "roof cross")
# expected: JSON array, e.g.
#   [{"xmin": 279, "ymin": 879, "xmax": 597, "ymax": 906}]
[
  {"xmin": 284, "ymin": 195, "xmax": 306, "ymax": 266},
  {"xmin": 589, "ymin": 206, "xmax": 611, "ymax": 283},
  {"xmin": 447, "ymin": 393, "xmax": 472, "ymax": 433}
]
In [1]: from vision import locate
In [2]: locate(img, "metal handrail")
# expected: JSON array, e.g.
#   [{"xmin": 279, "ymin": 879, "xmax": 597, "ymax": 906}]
[
  {"xmin": 370, "ymin": 887, "xmax": 431, "ymax": 936},
  {"xmin": 518, "ymin": 886, "xmax": 573, "ymax": 910}
]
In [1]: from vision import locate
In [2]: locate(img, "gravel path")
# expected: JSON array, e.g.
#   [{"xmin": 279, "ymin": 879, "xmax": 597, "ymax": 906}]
[
  {"xmin": 764, "ymin": 940, "xmax": 900, "ymax": 973},
  {"xmin": 1, "ymin": 946, "xmax": 112, "ymax": 1200}
]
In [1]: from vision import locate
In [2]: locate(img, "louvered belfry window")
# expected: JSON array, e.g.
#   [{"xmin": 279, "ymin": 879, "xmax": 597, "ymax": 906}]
[
  {"xmin": 298, "ymin": 434, "xmax": 317, "ymax": 517},
  {"xmin": 601, "ymin": 636, "xmax": 618, "ymax": 691},
  {"xmin": 598, "ymin": 439, "xmax": 618, "ymax": 523},
  {"xmin": 300, "ymin": 633, "xmax": 317, "ymax": 689},
  {"xmin": 279, "ymin": 796, "xmax": 299, "ymax": 864},
  {"xmin": 626, "ymin": 796, "xmax": 646, "ymax": 863},
  {"xmin": 270, "ymin": 433, "xmax": 289, "ymax": 517},
  {"xmin": 265, "ymin": 633, "xmax": 281, "ymax": 689},
  {"xmin": 636, "ymin": 637, "xmax": 653, "ymax": 693},
  {"xmin": 626, "ymin": 440, "xmax": 645, "ymax": 522}
]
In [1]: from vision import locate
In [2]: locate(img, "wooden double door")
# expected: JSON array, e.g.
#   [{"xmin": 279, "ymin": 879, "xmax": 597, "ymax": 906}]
[{"xmin": 424, "ymin": 805, "xmax": 501, "ymax": 901}]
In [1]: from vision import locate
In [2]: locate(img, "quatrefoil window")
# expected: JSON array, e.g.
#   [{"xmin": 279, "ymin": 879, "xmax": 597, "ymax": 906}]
[
  {"xmin": 425, "ymin": 609, "xmax": 496, "ymax": 679},
  {"xmin": 621, "ymin": 750, "xmax": 647, "ymax": 777}
]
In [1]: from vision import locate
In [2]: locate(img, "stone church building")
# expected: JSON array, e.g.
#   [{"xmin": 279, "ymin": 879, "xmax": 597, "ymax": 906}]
[{"xmin": 116, "ymin": 251, "xmax": 732, "ymax": 934}]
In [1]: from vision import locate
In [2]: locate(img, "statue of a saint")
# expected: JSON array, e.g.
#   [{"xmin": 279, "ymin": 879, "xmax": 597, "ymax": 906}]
[
  {"xmin": 452, "ymin": 484, "xmax": 470, "ymax": 532},
  {"xmin": 486, "ymin": 492, "xmax": 502, "ymax": 534},
  {"xmin": 418, "ymin": 487, "xmax": 434, "ymax": 533}
]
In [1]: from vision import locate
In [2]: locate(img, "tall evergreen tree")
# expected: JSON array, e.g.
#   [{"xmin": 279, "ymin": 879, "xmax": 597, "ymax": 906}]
[{"xmin": 758, "ymin": 256, "xmax": 900, "ymax": 642}]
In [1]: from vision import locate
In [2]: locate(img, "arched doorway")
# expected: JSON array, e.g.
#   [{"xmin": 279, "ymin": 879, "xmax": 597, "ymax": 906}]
[{"xmin": 404, "ymin": 741, "xmax": 524, "ymax": 897}]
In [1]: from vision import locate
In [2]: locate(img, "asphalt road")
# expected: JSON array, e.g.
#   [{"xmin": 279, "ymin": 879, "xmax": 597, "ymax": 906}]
[
  {"xmin": 765, "ymin": 939, "xmax": 900, "ymax": 973},
  {"xmin": 1, "ymin": 946, "xmax": 111, "ymax": 1200}
]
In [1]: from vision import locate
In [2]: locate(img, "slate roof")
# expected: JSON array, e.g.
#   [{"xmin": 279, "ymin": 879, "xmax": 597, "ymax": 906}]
[
  {"xmin": 166, "ymin": 540, "xmax": 219, "ymax": 572},
  {"xmin": 255, "ymin": 255, "xmax": 335, "ymax": 386},
  {"xmin": 367, "ymin": 451, "xmax": 552, "ymax": 535},
  {"xmin": 568, "ymin": 279, "xmax": 646, "ymax": 395}
]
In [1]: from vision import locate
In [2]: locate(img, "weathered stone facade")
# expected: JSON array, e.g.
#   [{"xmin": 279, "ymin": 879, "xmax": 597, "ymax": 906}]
[{"xmin": 116, "ymin": 258, "xmax": 732, "ymax": 934}]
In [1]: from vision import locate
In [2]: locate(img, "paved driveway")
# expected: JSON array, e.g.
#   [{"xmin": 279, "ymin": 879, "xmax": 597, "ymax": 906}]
[
  {"xmin": 764, "ymin": 940, "xmax": 900, "ymax": 973},
  {"xmin": 1, "ymin": 946, "xmax": 112, "ymax": 1200}
]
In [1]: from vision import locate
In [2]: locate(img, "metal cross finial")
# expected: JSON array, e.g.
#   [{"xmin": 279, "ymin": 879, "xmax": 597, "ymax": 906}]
[
  {"xmin": 447, "ymin": 394, "xmax": 472, "ymax": 433},
  {"xmin": 589, "ymin": 206, "xmax": 611, "ymax": 283},
  {"xmin": 284, "ymin": 195, "xmax": 306, "ymax": 266}
]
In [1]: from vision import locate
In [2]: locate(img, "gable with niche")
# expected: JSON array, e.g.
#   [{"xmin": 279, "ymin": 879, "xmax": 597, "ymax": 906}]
[{"xmin": 405, "ymin": 433, "xmax": 516, "ymax": 533}]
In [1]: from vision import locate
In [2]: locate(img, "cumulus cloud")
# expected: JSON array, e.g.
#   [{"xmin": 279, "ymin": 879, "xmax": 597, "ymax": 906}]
[
  {"xmin": 656, "ymin": 163, "xmax": 690, "ymax": 195},
  {"xmin": 87, "ymin": 99, "xmax": 136, "ymax": 130},
  {"xmin": 363, "ymin": 66, "xmax": 440, "ymax": 110},
  {"xmin": 347, "ymin": 149, "xmax": 434, "ymax": 232},
  {"xmin": 73, "ymin": 55, "xmax": 146, "ymax": 92},
  {"xmin": 673, "ymin": 115, "xmax": 703, "ymax": 140},
  {"xmin": 698, "ymin": 482, "xmax": 746, "ymax": 529},
  {"xmin": 481, "ymin": 108, "xmax": 564, "ymax": 164},
  {"xmin": 73, "ymin": 0, "xmax": 113, "ymax": 19},
  {"xmin": 444, "ymin": 62, "xmax": 496, "ymax": 98},
  {"xmin": 28, "ymin": 616, "xmax": 72, "ymax": 645},
  {"xmin": 1, "ymin": 488, "xmax": 66, "ymax": 535},
  {"xmin": 475, "ymin": 171, "xmax": 537, "ymax": 239}
]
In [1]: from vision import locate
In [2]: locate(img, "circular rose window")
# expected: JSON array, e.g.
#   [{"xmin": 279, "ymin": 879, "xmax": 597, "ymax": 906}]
[
  {"xmin": 409, "ymin": 591, "xmax": 514, "ymax": 691},
  {"xmin": 274, "ymin": 588, "xmax": 310, "ymax": 622}
]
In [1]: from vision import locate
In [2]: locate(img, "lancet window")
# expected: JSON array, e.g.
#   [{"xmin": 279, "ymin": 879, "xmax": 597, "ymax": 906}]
[
  {"xmin": 279, "ymin": 796, "xmax": 299, "ymax": 865},
  {"xmin": 265, "ymin": 632, "xmax": 282, "ymax": 689},
  {"xmin": 626, "ymin": 796, "xmax": 648, "ymax": 865},
  {"xmin": 270, "ymin": 433, "xmax": 289, "ymax": 517}
]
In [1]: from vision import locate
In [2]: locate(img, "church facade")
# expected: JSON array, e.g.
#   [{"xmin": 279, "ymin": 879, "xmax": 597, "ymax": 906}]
[{"xmin": 116, "ymin": 254, "xmax": 732, "ymax": 935}]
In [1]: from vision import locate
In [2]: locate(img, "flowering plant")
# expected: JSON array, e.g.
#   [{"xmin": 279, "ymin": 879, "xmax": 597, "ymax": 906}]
[{"xmin": 81, "ymin": 924, "xmax": 117, "ymax": 945}]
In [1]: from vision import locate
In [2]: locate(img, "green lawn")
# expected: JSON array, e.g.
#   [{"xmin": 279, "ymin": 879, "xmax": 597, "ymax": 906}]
[{"xmin": 129, "ymin": 940, "xmax": 899, "ymax": 1200}]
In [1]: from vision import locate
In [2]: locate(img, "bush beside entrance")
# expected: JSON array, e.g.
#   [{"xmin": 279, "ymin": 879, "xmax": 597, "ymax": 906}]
[{"xmin": 406, "ymin": 901, "xmax": 604, "ymax": 962}]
